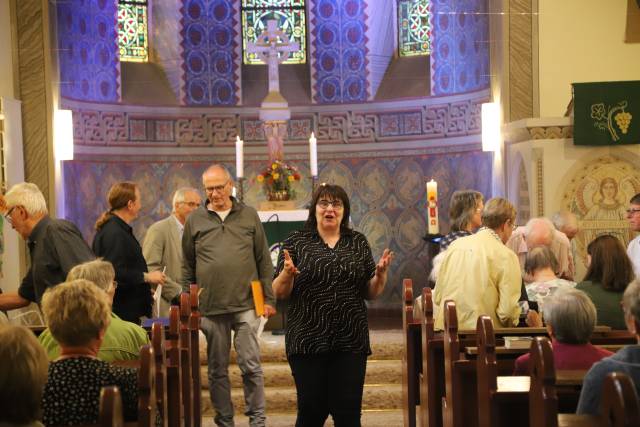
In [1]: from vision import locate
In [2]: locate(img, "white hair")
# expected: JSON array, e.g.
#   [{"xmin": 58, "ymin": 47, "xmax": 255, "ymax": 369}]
[
  {"xmin": 4, "ymin": 183, "xmax": 48, "ymax": 216},
  {"xmin": 524, "ymin": 217, "xmax": 555, "ymax": 246},
  {"xmin": 172, "ymin": 187, "xmax": 200, "ymax": 212},
  {"xmin": 551, "ymin": 211, "xmax": 578, "ymax": 232}
]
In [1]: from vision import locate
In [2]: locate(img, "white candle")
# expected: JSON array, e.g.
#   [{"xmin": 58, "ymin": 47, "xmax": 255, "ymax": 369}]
[
  {"xmin": 235, "ymin": 136, "xmax": 244, "ymax": 178},
  {"xmin": 309, "ymin": 132, "xmax": 318, "ymax": 177},
  {"xmin": 426, "ymin": 179, "xmax": 439, "ymax": 234}
]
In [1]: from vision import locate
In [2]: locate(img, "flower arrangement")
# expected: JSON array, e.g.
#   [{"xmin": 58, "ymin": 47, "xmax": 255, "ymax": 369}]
[{"xmin": 256, "ymin": 160, "xmax": 301, "ymax": 201}]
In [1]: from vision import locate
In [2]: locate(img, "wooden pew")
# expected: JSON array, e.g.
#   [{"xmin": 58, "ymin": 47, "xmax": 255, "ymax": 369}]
[
  {"xmin": 151, "ymin": 322, "xmax": 169, "ymax": 427},
  {"xmin": 180, "ymin": 293, "xmax": 194, "ymax": 427},
  {"xmin": 442, "ymin": 301, "xmax": 478, "ymax": 427},
  {"xmin": 402, "ymin": 279, "xmax": 422, "ymax": 427},
  {"xmin": 98, "ymin": 386, "xmax": 124, "ymax": 427},
  {"xmin": 166, "ymin": 306, "xmax": 183, "ymax": 427},
  {"xmin": 189, "ymin": 285, "xmax": 202, "ymax": 427},
  {"xmin": 529, "ymin": 336, "xmax": 640, "ymax": 427},
  {"xmin": 419, "ymin": 287, "xmax": 445, "ymax": 427},
  {"xmin": 137, "ymin": 344, "xmax": 157, "ymax": 427},
  {"xmin": 475, "ymin": 316, "xmax": 528, "ymax": 427}
]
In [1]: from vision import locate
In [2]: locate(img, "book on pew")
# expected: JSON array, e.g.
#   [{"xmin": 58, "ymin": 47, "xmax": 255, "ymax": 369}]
[
  {"xmin": 251, "ymin": 280, "xmax": 265, "ymax": 317},
  {"xmin": 504, "ymin": 336, "xmax": 534, "ymax": 349}
]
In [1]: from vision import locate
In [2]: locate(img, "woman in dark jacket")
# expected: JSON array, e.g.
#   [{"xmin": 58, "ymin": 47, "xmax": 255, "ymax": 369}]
[{"xmin": 92, "ymin": 181, "xmax": 165, "ymax": 323}]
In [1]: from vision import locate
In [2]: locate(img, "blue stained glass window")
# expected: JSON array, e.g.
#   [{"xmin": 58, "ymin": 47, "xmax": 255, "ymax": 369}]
[
  {"xmin": 398, "ymin": 0, "xmax": 431, "ymax": 57},
  {"xmin": 118, "ymin": 0, "xmax": 149, "ymax": 62},
  {"xmin": 242, "ymin": 0, "xmax": 306, "ymax": 65}
]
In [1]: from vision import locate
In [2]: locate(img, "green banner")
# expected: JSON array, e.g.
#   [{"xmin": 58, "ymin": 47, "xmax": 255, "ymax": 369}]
[{"xmin": 573, "ymin": 81, "xmax": 640, "ymax": 146}]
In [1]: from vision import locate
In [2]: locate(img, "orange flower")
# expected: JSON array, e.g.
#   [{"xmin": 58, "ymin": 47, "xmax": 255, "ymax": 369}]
[
  {"xmin": 271, "ymin": 163, "xmax": 278, "ymax": 170},
  {"xmin": 272, "ymin": 173, "xmax": 280, "ymax": 180},
  {"xmin": 287, "ymin": 175, "xmax": 295, "ymax": 182},
  {"xmin": 256, "ymin": 175, "xmax": 264, "ymax": 182}
]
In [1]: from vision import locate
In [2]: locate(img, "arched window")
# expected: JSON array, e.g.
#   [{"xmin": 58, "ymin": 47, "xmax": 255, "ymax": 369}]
[
  {"xmin": 242, "ymin": 0, "xmax": 306, "ymax": 65},
  {"xmin": 118, "ymin": 0, "xmax": 149, "ymax": 62},
  {"xmin": 398, "ymin": 0, "xmax": 431, "ymax": 57}
]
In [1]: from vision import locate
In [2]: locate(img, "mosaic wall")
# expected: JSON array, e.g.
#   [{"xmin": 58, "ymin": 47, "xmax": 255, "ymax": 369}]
[
  {"xmin": 310, "ymin": 0, "xmax": 370, "ymax": 103},
  {"xmin": 56, "ymin": 0, "xmax": 120, "ymax": 102},
  {"xmin": 430, "ymin": 0, "xmax": 489, "ymax": 95},
  {"xmin": 181, "ymin": 0, "xmax": 241, "ymax": 105},
  {"xmin": 63, "ymin": 150, "xmax": 492, "ymax": 306}
]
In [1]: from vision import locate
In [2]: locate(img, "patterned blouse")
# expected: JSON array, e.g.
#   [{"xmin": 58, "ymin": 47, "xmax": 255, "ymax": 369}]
[
  {"xmin": 439, "ymin": 230, "xmax": 472, "ymax": 251},
  {"xmin": 275, "ymin": 229, "xmax": 377, "ymax": 357},
  {"xmin": 42, "ymin": 357, "xmax": 138, "ymax": 426}
]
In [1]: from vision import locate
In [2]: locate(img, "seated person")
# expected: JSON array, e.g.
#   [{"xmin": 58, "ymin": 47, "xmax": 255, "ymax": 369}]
[
  {"xmin": 577, "ymin": 278, "xmax": 640, "ymax": 415},
  {"xmin": 577, "ymin": 234, "xmax": 634, "ymax": 330},
  {"xmin": 41, "ymin": 279, "xmax": 139, "ymax": 425},
  {"xmin": 39, "ymin": 259, "xmax": 149, "ymax": 362},
  {"xmin": 524, "ymin": 246, "xmax": 576, "ymax": 306},
  {"xmin": 0, "ymin": 324, "xmax": 49, "ymax": 427},
  {"xmin": 513, "ymin": 288, "xmax": 612, "ymax": 375}
]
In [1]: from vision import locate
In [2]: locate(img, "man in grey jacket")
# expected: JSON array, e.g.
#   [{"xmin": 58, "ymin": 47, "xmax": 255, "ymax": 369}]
[
  {"xmin": 182, "ymin": 164, "xmax": 276, "ymax": 427},
  {"xmin": 143, "ymin": 187, "xmax": 201, "ymax": 316}
]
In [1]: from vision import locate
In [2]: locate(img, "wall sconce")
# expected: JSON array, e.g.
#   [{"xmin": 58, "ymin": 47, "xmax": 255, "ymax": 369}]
[
  {"xmin": 54, "ymin": 109, "xmax": 74, "ymax": 161},
  {"xmin": 481, "ymin": 102, "xmax": 500, "ymax": 152}
]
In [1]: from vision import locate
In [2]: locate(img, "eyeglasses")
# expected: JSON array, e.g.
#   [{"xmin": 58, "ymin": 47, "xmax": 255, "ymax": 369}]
[
  {"xmin": 317, "ymin": 200, "xmax": 344, "ymax": 209},
  {"xmin": 180, "ymin": 202, "xmax": 200, "ymax": 208},
  {"xmin": 205, "ymin": 181, "xmax": 229, "ymax": 193},
  {"xmin": 626, "ymin": 208, "xmax": 640, "ymax": 215},
  {"xmin": 4, "ymin": 206, "xmax": 16, "ymax": 224}
]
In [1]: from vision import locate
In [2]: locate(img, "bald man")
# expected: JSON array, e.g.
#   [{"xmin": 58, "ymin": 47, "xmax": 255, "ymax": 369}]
[{"xmin": 506, "ymin": 217, "xmax": 575, "ymax": 282}]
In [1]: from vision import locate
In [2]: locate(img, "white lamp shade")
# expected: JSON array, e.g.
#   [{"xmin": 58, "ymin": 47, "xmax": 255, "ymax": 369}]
[{"xmin": 481, "ymin": 102, "xmax": 500, "ymax": 152}]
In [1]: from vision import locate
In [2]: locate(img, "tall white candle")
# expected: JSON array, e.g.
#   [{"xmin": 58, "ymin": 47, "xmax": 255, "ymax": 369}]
[
  {"xmin": 309, "ymin": 132, "xmax": 318, "ymax": 177},
  {"xmin": 426, "ymin": 179, "xmax": 439, "ymax": 234},
  {"xmin": 235, "ymin": 136, "xmax": 244, "ymax": 178}
]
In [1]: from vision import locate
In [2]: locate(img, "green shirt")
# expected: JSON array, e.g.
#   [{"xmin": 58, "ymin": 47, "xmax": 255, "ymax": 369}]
[
  {"xmin": 38, "ymin": 313, "xmax": 149, "ymax": 362},
  {"xmin": 575, "ymin": 280, "xmax": 626, "ymax": 330}
]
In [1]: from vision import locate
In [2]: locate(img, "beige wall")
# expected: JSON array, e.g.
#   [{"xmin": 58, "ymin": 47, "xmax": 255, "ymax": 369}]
[
  {"xmin": 538, "ymin": 0, "xmax": 640, "ymax": 117},
  {"xmin": 0, "ymin": 0, "xmax": 15, "ymax": 98}
]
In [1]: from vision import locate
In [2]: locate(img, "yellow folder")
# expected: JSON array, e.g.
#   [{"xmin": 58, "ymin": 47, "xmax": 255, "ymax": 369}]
[{"xmin": 251, "ymin": 280, "xmax": 265, "ymax": 317}]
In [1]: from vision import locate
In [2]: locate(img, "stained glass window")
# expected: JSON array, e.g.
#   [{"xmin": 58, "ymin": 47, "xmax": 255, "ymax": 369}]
[
  {"xmin": 118, "ymin": 0, "xmax": 149, "ymax": 62},
  {"xmin": 242, "ymin": 0, "xmax": 306, "ymax": 65},
  {"xmin": 398, "ymin": 0, "xmax": 431, "ymax": 57}
]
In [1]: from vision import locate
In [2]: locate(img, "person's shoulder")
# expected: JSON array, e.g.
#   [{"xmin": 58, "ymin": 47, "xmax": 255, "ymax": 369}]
[{"xmin": 628, "ymin": 235, "xmax": 640, "ymax": 249}]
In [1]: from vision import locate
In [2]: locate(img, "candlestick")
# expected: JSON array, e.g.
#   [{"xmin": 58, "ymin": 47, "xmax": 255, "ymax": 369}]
[
  {"xmin": 237, "ymin": 177, "xmax": 245, "ymax": 203},
  {"xmin": 309, "ymin": 132, "xmax": 318, "ymax": 177},
  {"xmin": 426, "ymin": 179, "xmax": 439, "ymax": 235},
  {"xmin": 235, "ymin": 136, "xmax": 244, "ymax": 178}
]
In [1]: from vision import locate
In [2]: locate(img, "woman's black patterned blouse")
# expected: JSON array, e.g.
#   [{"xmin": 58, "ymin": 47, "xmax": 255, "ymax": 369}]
[{"xmin": 275, "ymin": 229, "xmax": 376, "ymax": 357}]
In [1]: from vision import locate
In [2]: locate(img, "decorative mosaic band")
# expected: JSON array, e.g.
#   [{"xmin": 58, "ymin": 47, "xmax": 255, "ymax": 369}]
[{"xmin": 70, "ymin": 94, "xmax": 486, "ymax": 147}]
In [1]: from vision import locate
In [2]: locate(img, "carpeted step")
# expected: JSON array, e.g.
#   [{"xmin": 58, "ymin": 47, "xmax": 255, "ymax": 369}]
[
  {"xmin": 200, "ymin": 358, "xmax": 403, "ymax": 388},
  {"xmin": 200, "ymin": 382, "xmax": 403, "ymax": 415},
  {"xmin": 201, "ymin": 409, "xmax": 404, "ymax": 426}
]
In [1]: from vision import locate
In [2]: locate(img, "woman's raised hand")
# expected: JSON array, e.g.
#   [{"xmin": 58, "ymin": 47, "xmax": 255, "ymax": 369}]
[
  {"xmin": 375, "ymin": 249, "xmax": 394, "ymax": 277},
  {"xmin": 283, "ymin": 249, "xmax": 300, "ymax": 277}
]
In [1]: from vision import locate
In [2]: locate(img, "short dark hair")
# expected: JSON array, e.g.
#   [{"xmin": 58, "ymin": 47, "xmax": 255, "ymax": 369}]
[
  {"xmin": 630, "ymin": 193, "xmax": 640, "ymax": 205},
  {"xmin": 524, "ymin": 246, "xmax": 559, "ymax": 276},
  {"xmin": 585, "ymin": 234, "xmax": 635, "ymax": 292},
  {"xmin": 304, "ymin": 184, "xmax": 351, "ymax": 232},
  {"xmin": 449, "ymin": 190, "xmax": 483, "ymax": 232}
]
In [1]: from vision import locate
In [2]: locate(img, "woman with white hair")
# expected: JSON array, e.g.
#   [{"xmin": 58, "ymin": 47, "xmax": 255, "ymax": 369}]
[
  {"xmin": 577, "ymin": 278, "xmax": 640, "ymax": 415},
  {"xmin": 513, "ymin": 288, "xmax": 612, "ymax": 374},
  {"xmin": 41, "ymin": 279, "xmax": 138, "ymax": 425}
]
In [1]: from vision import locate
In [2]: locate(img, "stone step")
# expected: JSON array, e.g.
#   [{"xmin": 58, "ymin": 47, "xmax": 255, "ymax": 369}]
[
  {"xmin": 201, "ymin": 409, "xmax": 404, "ymax": 427},
  {"xmin": 200, "ymin": 382, "xmax": 403, "ymax": 415},
  {"xmin": 197, "ymin": 330, "xmax": 405, "ymax": 365},
  {"xmin": 199, "ymin": 358, "xmax": 403, "ymax": 388}
]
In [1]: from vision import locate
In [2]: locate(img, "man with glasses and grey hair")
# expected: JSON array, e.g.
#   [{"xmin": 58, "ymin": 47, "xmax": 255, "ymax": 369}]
[
  {"xmin": 143, "ymin": 187, "xmax": 202, "ymax": 316},
  {"xmin": 0, "ymin": 182, "xmax": 94, "ymax": 311},
  {"xmin": 182, "ymin": 164, "xmax": 276, "ymax": 427},
  {"xmin": 626, "ymin": 193, "xmax": 640, "ymax": 277}
]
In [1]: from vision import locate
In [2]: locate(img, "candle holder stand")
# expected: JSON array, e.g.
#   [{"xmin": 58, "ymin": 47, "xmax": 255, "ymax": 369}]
[{"xmin": 237, "ymin": 177, "xmax": 246, "ymax": 203}]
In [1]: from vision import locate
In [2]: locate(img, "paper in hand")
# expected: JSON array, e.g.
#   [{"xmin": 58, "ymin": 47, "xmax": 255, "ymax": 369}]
[{"xmin": 153, "ymin": 284, "xmax": 163, "ymax": 318}]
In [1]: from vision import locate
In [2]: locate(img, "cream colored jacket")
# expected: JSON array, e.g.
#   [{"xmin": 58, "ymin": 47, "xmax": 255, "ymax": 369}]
[{"xmin": 434, "ymin": 228, "xmax": 522, "ymax": 330}]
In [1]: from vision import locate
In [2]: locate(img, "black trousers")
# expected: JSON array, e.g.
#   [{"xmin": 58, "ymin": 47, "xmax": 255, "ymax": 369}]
[{"xmin": 288, "ymin": 352, "xmax": 368, "ymax": 427}]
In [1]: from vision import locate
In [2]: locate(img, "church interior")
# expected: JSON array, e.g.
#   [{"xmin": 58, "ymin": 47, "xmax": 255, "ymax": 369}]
[{"xmin": 1, "ymin": 0, "xmax": 640, "ymax": 425}]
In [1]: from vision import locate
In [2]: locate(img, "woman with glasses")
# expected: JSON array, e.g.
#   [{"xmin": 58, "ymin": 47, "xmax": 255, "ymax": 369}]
[
  {"xmin": 576, "ymin": 234, "xmax": 635, "ymax": 329},
  {"xmin": 272, "ymin": 184, "xmax": 393, "ymax": 427},
  {"xmin": 92, "ymin": 182, "xmax": 165, "ymax": 324}
]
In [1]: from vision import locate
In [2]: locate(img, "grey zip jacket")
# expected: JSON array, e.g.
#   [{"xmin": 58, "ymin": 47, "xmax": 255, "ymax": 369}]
[{"xmin": 181, "ymin": 198, "xmax": 275, "ymax": 317}]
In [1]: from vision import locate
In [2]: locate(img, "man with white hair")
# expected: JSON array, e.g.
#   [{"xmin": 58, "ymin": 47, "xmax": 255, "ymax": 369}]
[
  {"xmin": 0, "ymin": 182, "xmax": 94, "ymax": 310},
  {"xmin": 506, "ymin": 217, "xmax": 575, "ymax": 282},
  {"xmin": 142, "ymin": 187, "xmax": 202, "ymax": 316},
  {"xmin": 552, "ymin": 210, "xmax": 579, "ymax": 263}
]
